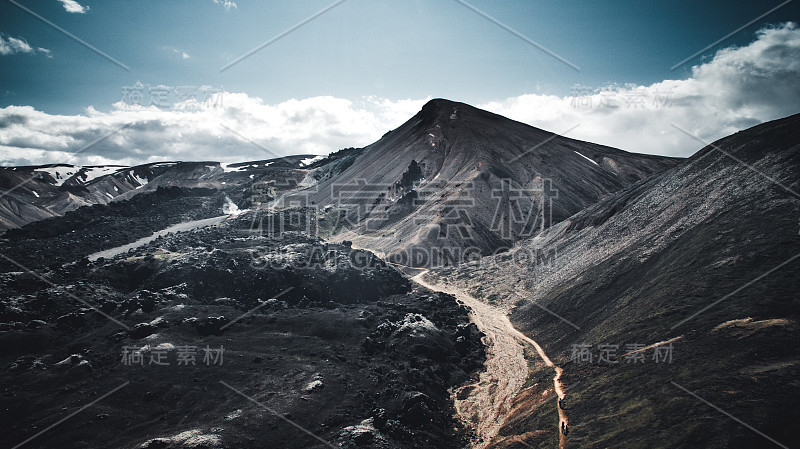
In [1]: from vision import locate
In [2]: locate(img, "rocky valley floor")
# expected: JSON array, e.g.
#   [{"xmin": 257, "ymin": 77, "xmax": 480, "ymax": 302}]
[{"xmin": 0, "ymin": 195, "xmax": 486, "ymax": 449}]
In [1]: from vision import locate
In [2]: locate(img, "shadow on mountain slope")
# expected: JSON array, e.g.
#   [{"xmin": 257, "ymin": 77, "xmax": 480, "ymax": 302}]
[{"xmin": 429, "ymin": 113, "xmax": 800, "ymax": 448}]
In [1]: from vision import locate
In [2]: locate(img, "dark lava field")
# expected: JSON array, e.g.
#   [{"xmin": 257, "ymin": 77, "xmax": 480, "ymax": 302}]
[{"xmin": 0, "ymin": 188, "xmax": 484, "ymax": 449}]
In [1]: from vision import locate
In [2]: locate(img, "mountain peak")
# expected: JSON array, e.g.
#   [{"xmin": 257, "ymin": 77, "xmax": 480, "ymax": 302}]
[
  {"xmin": 420, "ymin": 98, "xmax": 470, "ymax": 122},
  {"xmin": 417, "ymin": 99, "xmax": 526, "ymax": 130},
  {"xmin": 422, "ymin": 98, "xmax": 461, "ymax": 108}
]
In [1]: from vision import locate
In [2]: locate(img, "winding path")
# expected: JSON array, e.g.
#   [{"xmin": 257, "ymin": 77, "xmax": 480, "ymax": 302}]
[{"xmin": 410, "ymin": 271, "xmax": 569, "ymax": 449}]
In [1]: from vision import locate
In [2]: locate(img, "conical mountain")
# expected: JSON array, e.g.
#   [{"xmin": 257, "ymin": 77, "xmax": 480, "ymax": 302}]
[{"xmin": 309, "ymin": 99, "xmax": 681, "ymax": 265}]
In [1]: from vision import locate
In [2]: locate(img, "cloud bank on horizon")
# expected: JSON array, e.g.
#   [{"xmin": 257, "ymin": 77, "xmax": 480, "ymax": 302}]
[{"xmin": 0, "ymin": 22, "xmax": 798, "ymax": 167}]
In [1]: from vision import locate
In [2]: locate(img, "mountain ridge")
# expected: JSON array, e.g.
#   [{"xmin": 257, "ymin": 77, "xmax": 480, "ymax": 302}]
[
  {"xmin": 1, "ymin": 99, "xmax": 683, "ymax": 255},
  {"xmin": 307, "ymin": 98, "xmax": 682, "ymax": 265},
  {"xmin": 0, "ymin": 156, "xmax": 319, "ymax": 231},
  {"xmin": 425, "ymin": 111, "xmax": 800, "ymax": 448}
]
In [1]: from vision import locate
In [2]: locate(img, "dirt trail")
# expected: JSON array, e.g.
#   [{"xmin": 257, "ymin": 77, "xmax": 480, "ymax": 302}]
[
  {"xmin": 502, "ymin": 314, "xmax": 569, "ymax": 449},
  {"xmin": 410, "ymin": 271, "xmax": 569, "ymax": 449}
]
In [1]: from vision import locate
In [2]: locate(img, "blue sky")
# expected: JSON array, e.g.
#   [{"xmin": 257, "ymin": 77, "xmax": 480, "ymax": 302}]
[{"xmin": 0, "ymin": 0, "xmax": 799, "ymax": 164}]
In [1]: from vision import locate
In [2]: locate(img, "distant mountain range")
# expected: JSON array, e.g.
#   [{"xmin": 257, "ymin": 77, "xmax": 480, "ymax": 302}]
[
  {"xmin": 0, "ymin": 155, "xmax": 322, "ymax": 230},
  {"xmin": 1, "ymin": 99, "xmax": 682, "ymax": 261}
]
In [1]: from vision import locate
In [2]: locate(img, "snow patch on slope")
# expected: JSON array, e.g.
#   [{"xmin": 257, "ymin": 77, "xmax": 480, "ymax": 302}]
[
  {"xmin": 574, "ymin": 151, "xmax": 599, "ymax": 166},
  {"xmin": 221, "ymin": 162, "xmax": 274, "ymax": 172},
  {"xmin": 34, "ymin": 165, "xmax": 126, "ymax": 186},
  {"xmin": 299, "ymin": 155, "xmax": 324, "ymax": 167},
  {"xmin": 77, "ymin": 166, "xmax": 126, "ymax": 183},
  {"xmin": 131, "ymin": 173, "xmax": 149, "ymax": 189},
  {"xmin": 35, "ymin": 165, "xmax": 76, "ymax": 186}
]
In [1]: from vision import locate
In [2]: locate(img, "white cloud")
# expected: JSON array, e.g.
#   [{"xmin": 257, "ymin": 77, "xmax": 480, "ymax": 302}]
[
  {"xmin": 212, "ymin": 0, "xmax": 237, "ymax": 11},
  {"xmin": 164, "ymin": 46, "xmax": 190, "ymax": 59},
  {"xmin": 0, "ymin": 95, "xmax": 429, "ymax": 166},
  {"xmin": 57, "ymin": 0, "xmax": 89, "ymax": 14},
  {"xmin": 481, "ymin": 22, "xmax": 800, "ymax": 157},
  {"xmin": 0, "ymin": 34, "xmax": 52, "ymax": 57},
  {"xmin": 0, "ymin": 23, "xmax": 798, "ymax": 166}
]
